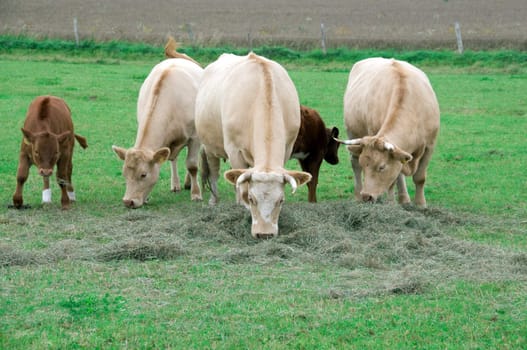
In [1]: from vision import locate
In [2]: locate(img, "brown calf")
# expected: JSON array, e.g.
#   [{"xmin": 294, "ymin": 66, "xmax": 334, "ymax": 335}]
[
  {"xmin": 291, "ymin": 105, "xmax": 340, "ymax": 203},
  {"xmin": 12, "ymin": 96, "xmax": 88, "ymax": 210}
]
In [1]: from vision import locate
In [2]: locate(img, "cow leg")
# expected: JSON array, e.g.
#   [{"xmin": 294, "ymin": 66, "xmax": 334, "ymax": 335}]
[
  {"xmin": 203, "ymin": 152, "xmax": 221, "ymax": 206},
  {"xmin": 350, "ymin": 155, "xmax": 363, "ymax": 201},
  {"xmin": 396, "ymin": 174, "xmax": 411, "ymax": 204},
  {"xmin": 300, "ymin": 158, "xmax": 321, "ymax": 203},
  {"xmin": 12, "ymin": 154, "xmax": 30, "ymax": 208},
  {"xmin": 42, "ymin": 176, "xmax": 52, "ymax": 203},
  {"xmin": 185, "ymin": 137, "xmax": 202, "ymax": 201},
  {"xmin": 65, "ymin": 157, "xmax": 76, "ymax": 202},
  {"xmin": 413, "ymin": 147, "xmax": 434, "ymax": 207},
  {"xmin": 56, "ymin": 158, "xmax": 71, "ymax": 210},
  {"xmin": 170, "ymin": 157, "xmax": 181, "ymax": 192}
]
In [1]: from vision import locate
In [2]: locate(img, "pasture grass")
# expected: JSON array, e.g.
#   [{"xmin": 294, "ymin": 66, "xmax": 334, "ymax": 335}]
[{"xmin": 0, "ymin": 41, "xmax": 526, "ymax": 348}]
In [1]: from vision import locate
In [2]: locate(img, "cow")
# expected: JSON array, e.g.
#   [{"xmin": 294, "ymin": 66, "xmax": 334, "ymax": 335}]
[
  {"xmin": 195, "ymin": 52, "xmax": 311, "ymax": 238},
  {"xmin": 112, "ymin": 58, "xmax": 203, "ymax": 208},
  {"xmin": 12, "ymin": 95, "xmax": 88, "ymax": 210},
  {"xmin": 336, "ymin": 57, "xmax": 440, "ymax": 207},
  {"xmin": 290, "ymin": 105, "xmax": 340, "ymax": 203}
]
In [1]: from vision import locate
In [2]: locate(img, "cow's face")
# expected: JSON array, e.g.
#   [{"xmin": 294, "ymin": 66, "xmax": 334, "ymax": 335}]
[
  {"xmin": 348, "ymin": 137, "xmax": 412, "ymax": 202},
  {"xmin": 225, "ymin": 169, "xmax": 311, "ymax": 238},
  {"xmin": 324, "ymin": 127, "xmax": 340, "ymax": 165},
  {"xmin": 22, "ymin": 128, "xmax": 70, "ymax": 177},
  {"xmin": 112, "ymin": 146, "xmax": 170, "ymax": 208}
]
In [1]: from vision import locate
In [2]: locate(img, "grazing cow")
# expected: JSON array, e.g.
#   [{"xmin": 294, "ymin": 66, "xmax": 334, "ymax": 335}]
[
  {"xmin": 290, "ymin": 105, "xmax": 340, "ymax": 203},
  {"xmin": 337, "ymin": 57, "xmax": 440, "ymax": 207},
  {"xmin": 112, "ymin": 58, "xmax": 203, "ymax": 208},
  {"xmin": 195, "ymin": 52, "xmax": 311, "ymax": 238},
  {"xmin": 12, "ymin": 95, "xmax": 88, "ymax": 210}
]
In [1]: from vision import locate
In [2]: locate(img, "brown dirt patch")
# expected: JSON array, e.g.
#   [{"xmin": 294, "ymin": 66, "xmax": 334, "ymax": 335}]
[{"xmin": 1, "ymin": 0, "xmax": 526, "ymax": 49}]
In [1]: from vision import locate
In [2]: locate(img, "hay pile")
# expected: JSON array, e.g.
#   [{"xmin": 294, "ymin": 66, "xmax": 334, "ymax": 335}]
[{"xmin": 2, "ymin": 200, "xmax": 526, "ymax": 297}]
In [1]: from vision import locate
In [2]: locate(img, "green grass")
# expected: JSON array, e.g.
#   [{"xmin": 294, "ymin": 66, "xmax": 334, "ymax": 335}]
[{"xmin": 0, "ymin": 38, "xmax": 526, "ymax": 349}]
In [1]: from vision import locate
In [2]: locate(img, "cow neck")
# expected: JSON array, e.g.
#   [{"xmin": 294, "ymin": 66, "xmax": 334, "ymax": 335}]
[{"xmin": 375, "ymin": 61, "xmax": 411, "ymax": 150}]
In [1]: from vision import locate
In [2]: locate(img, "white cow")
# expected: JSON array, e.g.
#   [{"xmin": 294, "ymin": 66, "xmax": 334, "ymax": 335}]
[
  {"xmin": 338, "ymin": 57, "xmax": 440, "ymax": 207},
  {"xmin": 113, "ymin": 58, "xmax": 203, "ymax": 208},
  {"xmin": 195, "ymin": 52, "xmax": 311, "ymax": 238}
]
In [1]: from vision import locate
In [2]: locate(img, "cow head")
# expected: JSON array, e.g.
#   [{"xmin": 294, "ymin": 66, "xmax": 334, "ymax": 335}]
[
  {"xmin": 336, "ymin": 136, "xmax": 412, "ymax": 202},
  {"xmin": 22, "ymin": 128, "xmax": 71, "ymax": 177},
  {"xmin": 224, "ymin": 169, "xmax": 311, "ymax": 238},
  {"xmin": 112, "ymin": 145, "xmax": 170, "ymax": 208},
  {"xmin": 324, "ymin": 127, "xmax": 340, "ymax": 165}
]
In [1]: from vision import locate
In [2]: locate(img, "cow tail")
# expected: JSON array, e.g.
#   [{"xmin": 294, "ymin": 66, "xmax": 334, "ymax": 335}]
[
  {"xmin": 164, "ymin": 36, "xmax": 201, "ymax": 67},
  {"xmin": 75, "ymin": 134, "xmax": 88, "ymax": 149},
  {"xmin": 164, "ymin": 36, "xmax": 179, "ymax": 59},
  {"xmin": 200, "ymin": 148, "xmax": 211, "ymax": 192}
]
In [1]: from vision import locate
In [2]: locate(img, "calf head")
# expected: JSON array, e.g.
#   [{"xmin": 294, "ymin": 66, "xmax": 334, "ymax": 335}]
[
  {"xmin": 337, "ymin": 136, "xmax": 412, "ymax": 203},
  {"xmin": 324, "ymin": 127, "xmax": 340, "ymax": 165},
  {"xmin": 112, "ymin": 145, "xmax": 170, "ymax": 208},
  {"xmin": 225, "ymin": 169, "xmax": 311, "ymax": 238},
  {"xmin": 22, "ymin": 128, "xmax": 71, "ymax": 177}
]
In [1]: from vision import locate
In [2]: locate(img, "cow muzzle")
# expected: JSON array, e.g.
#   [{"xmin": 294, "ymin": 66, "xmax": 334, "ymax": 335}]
[
  {"xmin": 361, "ymin": 192, "xmax": 377, "ymax": 203},
  {"xmin": 38, "ymin": 168, "xmax": 53, "ymax": 177},
  {"xmin": 251, "ymin": 223, "xmax": 278, "ymax": 239},
  {"xmin": 123, "ymin": 198, "xmax": 143, "ymax": 209}
]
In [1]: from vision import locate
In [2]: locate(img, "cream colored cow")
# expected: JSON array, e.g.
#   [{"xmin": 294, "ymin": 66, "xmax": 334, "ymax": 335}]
[
  {"xmin": 112, "ymin": 58, "xmax": 203, "ymax": 208},
  {"xmin": 337, "ymin": 57, "xmax": 440, "ymax": 207},
  {"xmin": 195, "ymin": 52, "xmax": 311, "ymax": 238}
]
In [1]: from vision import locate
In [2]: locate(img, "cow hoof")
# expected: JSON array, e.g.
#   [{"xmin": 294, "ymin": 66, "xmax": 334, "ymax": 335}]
[
  {"xmin": 8, "ymin": 203, "xmax": 31, "ymax": 210},
  {"xmin": 255, "ymin": 233, "xmax": 275, "ymax": 239},
  {"xmin": 191, "ymin": 195, "xmax": 203, "ymax": 201}
]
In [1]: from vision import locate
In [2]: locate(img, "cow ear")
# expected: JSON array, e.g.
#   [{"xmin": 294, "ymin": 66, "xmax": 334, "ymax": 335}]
[
  {"xmin": 391, "ymin": 147, "xmax": 413, "ymax": 164},
  {"xmin": 331, "ymin": 127, "xmax": 339, "ymax": 138},
  {"xmin": 224, "ymin": 169, "xmax": 247, "ymax": 185},
  {"xmin": 153, "ymin": 147, "xmax": 171, "ymax": 164},
  {"xmin": 347, "ymin": 144, "xmax": 363, "ymax": 157},
  {"xmin": 21, "ymin": 128, "xmax": 34, "ymax": 144},
  {"xmin": 112, "ymin": 145, "xmax": 127, "ymax": 160},
  {"xmin": 56, "ymin": 131, "xmax": 72, "ymax": 143},
  {"xmin": 285, "ymin": 170, "xmax": 312, "ymax": 193}
]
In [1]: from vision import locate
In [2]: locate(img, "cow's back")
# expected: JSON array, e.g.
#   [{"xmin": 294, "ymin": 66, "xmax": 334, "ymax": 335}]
[
  {"xmin": 24, "ymin": 96, "xmax": 73, "ymax": 134},
  {"xmin": 194, "ymin": 54, "xmax": 246, "ymax": 159},
  {"xmin": 223, "ymin": 53, "xmax": 300, "ymax": 166},
  {"xmin": 344, "ymin": 57, "xmax": 439, "ymax": 142},
  {"xmin": 136, "ymin": 58, "xmax": 203, "ymax": 149}
]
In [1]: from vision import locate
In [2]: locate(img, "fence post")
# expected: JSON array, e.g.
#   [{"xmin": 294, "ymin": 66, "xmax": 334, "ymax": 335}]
[
  {"xmin": 455, "ymin": 21, "xmax": 463, "ymax": 54},
  {"xmin": 185, "ymin": 23, "xmax": 194, "ymax": 44},
  {"xmin": 73, "ymin": 17, "xmax": 79, "ymax": 46},
  {"xmin": 320, "ymin": 22, "xmax": 327, "ymax": 55}
]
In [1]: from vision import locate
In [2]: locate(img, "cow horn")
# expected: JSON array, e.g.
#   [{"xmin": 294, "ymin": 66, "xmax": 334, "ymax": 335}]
[
  {"xmin": 333, "ymin": 137, "xmax": 362, "ymax": 145},
  {"xmin": 235, "ymin": 171, "xmax": 252, "ymax": 189},
  {"xmin": 284, "ymin": 174, "xmax": 298, "ymax": 193}
]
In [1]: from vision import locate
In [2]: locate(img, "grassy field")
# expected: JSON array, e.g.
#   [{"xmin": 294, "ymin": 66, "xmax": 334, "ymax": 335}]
[{"xmin": 0, "ymin": 40, "xmax": 526, "ymax": 348}]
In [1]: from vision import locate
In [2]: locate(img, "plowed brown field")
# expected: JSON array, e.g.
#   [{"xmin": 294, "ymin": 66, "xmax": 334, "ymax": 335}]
[{"xmin": 1, "ymin": 0, "xmax": 526, "ymax": 49}]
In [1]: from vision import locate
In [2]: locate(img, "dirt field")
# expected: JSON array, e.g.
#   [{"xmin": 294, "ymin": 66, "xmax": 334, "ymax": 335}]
[{"xmin": 1, "ymin": 0, "xmax": 526, "ymax": 49}]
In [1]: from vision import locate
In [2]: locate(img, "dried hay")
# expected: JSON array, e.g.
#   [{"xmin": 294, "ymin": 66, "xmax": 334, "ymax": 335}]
[{"xmin": 1, "ymin": 199, "xmax": 525, "ymax": 298}]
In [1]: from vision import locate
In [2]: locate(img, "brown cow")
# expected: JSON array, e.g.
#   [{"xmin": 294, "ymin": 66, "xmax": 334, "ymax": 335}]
[
  {"xmin": 290, "ymin": 105, "xmax": 340, "ymax": 203},
  {"xmin": 12, "ymin": 96, "xmax": 88, "ymax": 210},
  {"xmin": 337, "ymin": 57, "xmax": 440, "ymax": 207}
]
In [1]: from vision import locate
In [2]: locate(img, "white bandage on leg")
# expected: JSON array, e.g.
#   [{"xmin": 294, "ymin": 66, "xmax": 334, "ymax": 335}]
[
  {"xmin": 42, "ymin": 188, "xmax": 52, "ymax": 203},
  {"xmin": 67, "ymin": 191, "xmax": 76, "ymax": 201}
]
